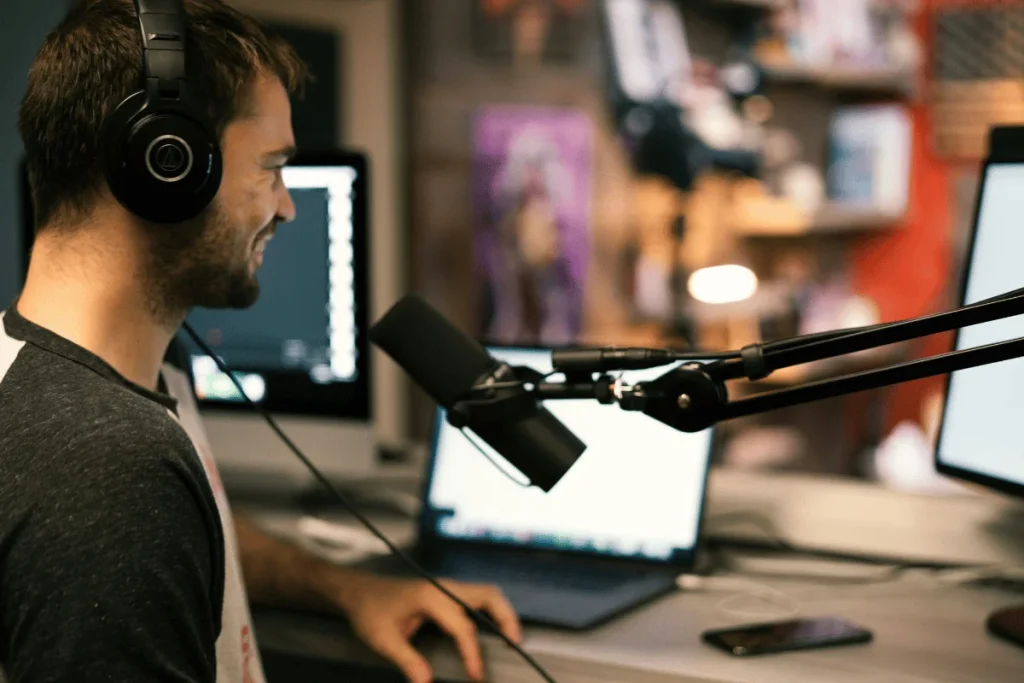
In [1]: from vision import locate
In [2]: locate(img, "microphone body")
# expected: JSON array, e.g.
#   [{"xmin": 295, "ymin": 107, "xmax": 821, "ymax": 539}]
[{"xmin": 369, "ymin": 295, "xmax": 585, "ymax": 492}]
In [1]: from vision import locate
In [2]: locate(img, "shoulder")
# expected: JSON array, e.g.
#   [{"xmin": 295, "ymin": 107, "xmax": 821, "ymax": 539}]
[
  {"xmin": 0, "ymin": 401, "xmax": 227, "ymax": 613},
  {"xmin": 0, "ymin": 374, "xmax": 227, "ymax": 621},
  {"xmin": 1, "ymin": 342, "xmax": 194, "ymax": 462},
  {"xmin": 0, "ymin": 344, "xmax": 220, "ymax": 549},
  {"xmin": 2, "ymin": 340, "xmax": 178, "ymax": 426},
  {"xmin": 0, "ymin": 395, "xmax": 219, "ymax": 541}
]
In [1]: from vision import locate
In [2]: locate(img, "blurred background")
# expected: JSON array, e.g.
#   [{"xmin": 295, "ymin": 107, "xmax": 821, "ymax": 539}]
[
  {"xmin": 402, "ymin": 0, "xmax": 979, "ymax": 492},
  {"xmin": 3, "ymin": 0, "xmax": 1020, "ymax": 493}
]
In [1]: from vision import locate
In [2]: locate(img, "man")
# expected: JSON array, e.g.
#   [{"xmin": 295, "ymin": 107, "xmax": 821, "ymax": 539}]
[{"xmin": 0, "ymin": 1, "xmax": 520, "ymax": 682}]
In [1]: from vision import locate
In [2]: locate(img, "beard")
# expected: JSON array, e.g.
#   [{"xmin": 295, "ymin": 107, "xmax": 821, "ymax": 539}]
[{"xmin": 142, "ymin": 201, "xmax": 270, "ymax": 325}]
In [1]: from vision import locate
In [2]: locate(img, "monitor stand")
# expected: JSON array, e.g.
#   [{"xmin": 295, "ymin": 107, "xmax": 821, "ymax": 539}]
[
  {"xmin": 987, "ymin": 605, "xmax": 1024, "ymax": 649},
  {"xmin": 201, "ymin": 411, "xmax": 377, "ymax": 495}
]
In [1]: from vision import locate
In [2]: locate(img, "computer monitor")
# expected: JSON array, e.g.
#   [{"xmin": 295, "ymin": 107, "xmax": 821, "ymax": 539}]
[
  {"xmin": 934, "ymin": 149, "xmax": 1024, "ymax": 645},
  {"xmin": 936, "ymin": 160, "xmax": 1024, "ymax": 498},
  {"xmin": 420, "ymin": 346, "xmax": 715, "ymax": 566},
  {"xmin": 18, "ymin": 151, "xmax": 374, "ymax": 488}
]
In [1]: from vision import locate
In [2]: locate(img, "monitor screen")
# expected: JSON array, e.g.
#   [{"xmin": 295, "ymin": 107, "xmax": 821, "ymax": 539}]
[
  {"xmin": 421, "ymin": 346, "xmax": 715, "ymax": 564},
  {"xmin": 937, "ymin": 162, "xmax": 1024, "ymax": 494},
  {"xmin": 184, "ymin": 152, "xmax": 369, "ymax": 420}
]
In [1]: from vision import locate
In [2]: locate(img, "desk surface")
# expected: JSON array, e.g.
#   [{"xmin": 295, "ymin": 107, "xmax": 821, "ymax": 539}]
[
  {"xmin": 705, "ymin": 469, "xmax": 1024, "ymax": 568},
  {"xmin": 252, "ymin": 562, "xmax": 1024, "ymax": 683},
  {"xmin": 253, "ymin": 575, "xmax": 1024, "ymax": 682},
  {"xmin": 243, "ymin": 501, "xmax": 1024, "ymax": 683}
]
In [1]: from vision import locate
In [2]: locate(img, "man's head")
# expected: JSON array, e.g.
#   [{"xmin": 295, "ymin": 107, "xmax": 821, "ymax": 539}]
[{"xmin": 19, "ymin": 0, "xmax": 308, "ymax": 315}]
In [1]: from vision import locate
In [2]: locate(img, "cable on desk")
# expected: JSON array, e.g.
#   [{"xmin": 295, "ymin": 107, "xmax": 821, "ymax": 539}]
[
  {"xmin": 679, "ymin": 574, "xmax": 802, "ymax": 620},
  {"xmin": 684, "ymin": 561, "xmax": 1024, "ymax": 622},
  {"xmin": 699, "ymin": 511, "xmax": 1024, "ymax": 620}
]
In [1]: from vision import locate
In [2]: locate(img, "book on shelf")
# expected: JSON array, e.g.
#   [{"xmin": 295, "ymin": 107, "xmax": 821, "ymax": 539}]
[{"xmin": 826, "ymin": 103, "xmax": 912, "ymax": 217}]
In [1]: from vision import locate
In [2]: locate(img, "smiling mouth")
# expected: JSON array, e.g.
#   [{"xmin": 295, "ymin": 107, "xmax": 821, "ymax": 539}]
[{"xmin": 253, "ymin": 225, "xmax": 277, "ymax": 253}]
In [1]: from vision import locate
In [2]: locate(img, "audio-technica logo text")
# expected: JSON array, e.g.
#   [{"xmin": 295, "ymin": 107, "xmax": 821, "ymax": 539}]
[
  {"xmin": 155, "ymin": 143, "xmax": 185, "ymax": 173},
  {"xmin": 145, "ymin": 134, "xmax": 194, "ymax": 183}
]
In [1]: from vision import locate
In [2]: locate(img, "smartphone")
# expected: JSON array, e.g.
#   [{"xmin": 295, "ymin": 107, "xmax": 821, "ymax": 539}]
[{"xmin": 702, "ymin": 616, "xmax": 873, "ymax": 657}]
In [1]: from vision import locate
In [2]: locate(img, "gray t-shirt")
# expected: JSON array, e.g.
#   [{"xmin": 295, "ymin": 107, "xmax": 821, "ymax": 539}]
[{"xmin": 0, "ymin": 306, "xmax": 265, "ymax": 682}]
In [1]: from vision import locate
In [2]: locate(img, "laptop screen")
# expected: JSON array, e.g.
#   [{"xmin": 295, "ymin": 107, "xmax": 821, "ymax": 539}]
[{"xmin": 420, "ymin": 346, "xmax": 715, "ymax": 565}]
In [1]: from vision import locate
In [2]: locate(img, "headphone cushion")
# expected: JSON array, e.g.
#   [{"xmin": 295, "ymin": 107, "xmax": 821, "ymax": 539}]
[{"xmin": 103, "ymin": 91, "xmax": 223, "ymax": 224}]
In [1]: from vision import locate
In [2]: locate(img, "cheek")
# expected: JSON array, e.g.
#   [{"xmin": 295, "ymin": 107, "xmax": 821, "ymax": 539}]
[
  {"xmin": 243, "ymin": 181, "xmax": 278, "ymax": 225},
  {"xmin": 203, "ymin": 201, "xmax": 246, "ymax": 255},
  {"xmin": 212, "ymin": 185, "xmax": 270, "ymax": 248}
]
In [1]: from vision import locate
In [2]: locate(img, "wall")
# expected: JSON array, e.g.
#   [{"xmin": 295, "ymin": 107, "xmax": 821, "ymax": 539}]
[
  {"xmin": 0, "ymin": 3, "xmax": 69, "ymax": 307},
  {"xmin": 404, "ymin": 0, "xmax": 637, "ymax": 438}
]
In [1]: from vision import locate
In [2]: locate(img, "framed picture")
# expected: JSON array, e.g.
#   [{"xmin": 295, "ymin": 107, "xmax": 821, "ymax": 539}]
[{"xmin": 472, "ymin": 106, "xmax": 592, "ymax": 345}]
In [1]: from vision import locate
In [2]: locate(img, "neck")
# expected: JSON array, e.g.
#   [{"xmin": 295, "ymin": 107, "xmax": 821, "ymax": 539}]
[{"xmin": 16, "ymin": 222, "xmax": 182, "ymax": 391}]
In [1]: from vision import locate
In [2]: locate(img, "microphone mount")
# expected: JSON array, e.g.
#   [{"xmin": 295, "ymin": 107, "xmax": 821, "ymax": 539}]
[
  {"xmin": 448, "ymin": 364, "xmax": 618, "ymax": 430},
  {"xmin": 451, "ymin": 287, "xmax": 1024, "ymax": 434}
]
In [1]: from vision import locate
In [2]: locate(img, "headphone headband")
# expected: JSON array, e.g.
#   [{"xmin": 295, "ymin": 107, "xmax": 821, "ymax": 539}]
[{"xmin": 134, "ymin": 0, "xmax": 187, "ymax": 90}]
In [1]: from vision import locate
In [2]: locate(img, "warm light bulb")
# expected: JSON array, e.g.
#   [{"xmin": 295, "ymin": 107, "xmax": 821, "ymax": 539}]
[{"xmin": 687, "ymin": 265, "xmax": 758, "ymax": 304}]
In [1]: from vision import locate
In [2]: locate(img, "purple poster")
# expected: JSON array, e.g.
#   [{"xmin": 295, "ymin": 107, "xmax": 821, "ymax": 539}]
[{"xmin": 472, "ymin": 106, "xmax": 591, "ymax": 346}]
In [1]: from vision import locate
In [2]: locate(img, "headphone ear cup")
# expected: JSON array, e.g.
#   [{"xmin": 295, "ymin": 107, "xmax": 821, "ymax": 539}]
[{"xmin": 103, "ymin": 91, "xmax": 222, "ymax": 224}]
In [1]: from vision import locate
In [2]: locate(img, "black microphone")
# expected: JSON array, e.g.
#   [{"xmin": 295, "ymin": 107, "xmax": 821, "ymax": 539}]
[{"xmin": 369, "ymin": 295, "xmax": 586, "ymax": 492}]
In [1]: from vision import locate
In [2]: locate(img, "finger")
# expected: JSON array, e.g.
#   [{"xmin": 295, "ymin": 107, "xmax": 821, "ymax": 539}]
[
  {"xmin": 473, "ymin": 585, "xmax": 522, "ymax": 644},
  {"xmin": 427, "ymin": 600, "xmax": 485, "ymax": 681},
  {"xmin": 364, "ymin": 623, "xmax": 433, "ymax": 683}
]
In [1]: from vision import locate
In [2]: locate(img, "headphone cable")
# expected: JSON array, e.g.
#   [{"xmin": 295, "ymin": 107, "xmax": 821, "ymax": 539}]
[{"xmin": 182, "ymin": 322, "xmax": 558, "ymax": 683}]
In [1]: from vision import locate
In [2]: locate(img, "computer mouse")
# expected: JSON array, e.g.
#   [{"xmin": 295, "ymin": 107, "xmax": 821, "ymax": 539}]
[{"xmin": 987, "ymin": 605, "xmax": 1024, "ymax": 649}]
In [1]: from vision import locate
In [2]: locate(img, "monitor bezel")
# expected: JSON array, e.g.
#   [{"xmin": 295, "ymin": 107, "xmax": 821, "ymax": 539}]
[
  {"xmin": 415, "ymin": 343, "xmax": 718, "ymax": 570},
  {"xmin": 191, "ymin": 150, "xmax": 372, "ymax": 420},
  {"xmin": 934, "ymin": 150, "xmax": 1024, "ymax": 500}
]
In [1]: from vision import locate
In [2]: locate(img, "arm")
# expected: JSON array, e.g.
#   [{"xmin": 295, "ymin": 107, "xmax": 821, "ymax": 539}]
[
  {"xmin": 232, "ymin": 513, "xmax": 521, "ymax": 683},
  {"xmin": 232, "ymin": 512, "xmax": 368, "ymax": 614}
]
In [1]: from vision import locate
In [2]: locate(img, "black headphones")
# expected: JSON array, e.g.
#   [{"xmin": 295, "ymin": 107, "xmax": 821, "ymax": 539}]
[{"xmin": 102, "ymin": 0, "xmax": 222, "ymax": 224}]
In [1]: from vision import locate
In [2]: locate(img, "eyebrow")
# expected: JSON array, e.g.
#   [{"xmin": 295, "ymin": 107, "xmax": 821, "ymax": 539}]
[{"xmin": 263, "ymin": 145, "xmax": 297, "ymax": 164}]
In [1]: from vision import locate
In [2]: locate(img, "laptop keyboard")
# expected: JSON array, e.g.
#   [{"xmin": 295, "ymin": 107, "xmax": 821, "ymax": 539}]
[
  {"xmin": 359, "ymin": 546, "xmax": 680, "ymax": 628},
  {"xmin": 434, "ymin": 551, "xmax": 656, "ymax": 592}
]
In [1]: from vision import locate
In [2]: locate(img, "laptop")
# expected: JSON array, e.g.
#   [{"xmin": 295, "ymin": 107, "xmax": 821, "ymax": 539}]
[{"xmin": 374, "ymin": 345, "xmax": 716, "ymax": 630}]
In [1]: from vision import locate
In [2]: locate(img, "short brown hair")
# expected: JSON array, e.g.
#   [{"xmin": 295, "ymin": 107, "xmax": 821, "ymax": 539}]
[{"xmin": 19, "ymin": 0, "xmax": 309, "ymax": 230}]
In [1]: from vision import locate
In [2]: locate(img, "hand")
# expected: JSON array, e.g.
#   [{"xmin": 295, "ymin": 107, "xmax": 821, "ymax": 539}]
[{"xmin": 342, "ymin": 573, "xmax": 522, "ymax": 683}]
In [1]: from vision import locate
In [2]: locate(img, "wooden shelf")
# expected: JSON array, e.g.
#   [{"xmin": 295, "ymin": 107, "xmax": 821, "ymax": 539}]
[
  {"xmin": 759, "ymin": 60, "xmax": 913, "ymax": 96},
  {"xmin": 731, "ymin": 202, "xmax": 904, "ymax": 237},
  {"xmin": 808, "ymin": 205, "xmax": 904, "ymax": 232}
]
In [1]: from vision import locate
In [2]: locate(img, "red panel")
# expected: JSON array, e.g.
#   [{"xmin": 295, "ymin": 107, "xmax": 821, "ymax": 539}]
[{"xmin": 849, "ymin": 1, "xmax": 959, "ymax": 431}]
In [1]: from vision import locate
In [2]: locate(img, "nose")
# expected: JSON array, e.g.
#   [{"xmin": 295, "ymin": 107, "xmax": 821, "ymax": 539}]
[{"xmin": 277, "ymin": 182, "xmax": 297, "ymax": 224}]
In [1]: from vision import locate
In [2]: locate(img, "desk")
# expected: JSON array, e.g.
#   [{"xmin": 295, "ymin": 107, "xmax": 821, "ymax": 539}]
[
  {"xmin": 705, "ymin": 469, "xmax": 1024, "ymax": 567},
  {"xmin": 243, "ymin": 496, "xmax": 1024, "ymax": 683},
  {"xmin": 252, "ymin": 575, "xmax": 1024, "ymax": 682}
]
